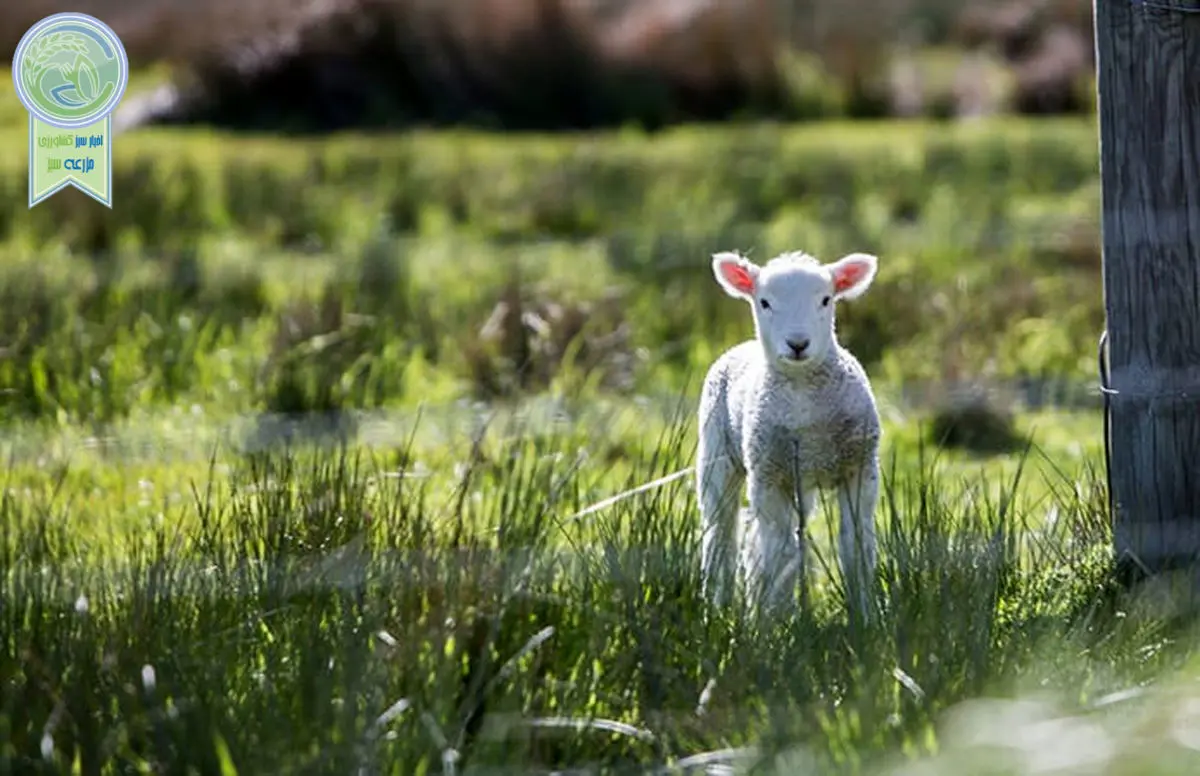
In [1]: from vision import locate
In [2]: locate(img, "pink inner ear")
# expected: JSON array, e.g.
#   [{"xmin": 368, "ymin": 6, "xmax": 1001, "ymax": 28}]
[
  {"xmin": 833, "ymin": 260, "xmax": 869, "ymax": 293},
  {"xmin": 719, "ymin": 262, "xmax": 756, "ymax": 295}
]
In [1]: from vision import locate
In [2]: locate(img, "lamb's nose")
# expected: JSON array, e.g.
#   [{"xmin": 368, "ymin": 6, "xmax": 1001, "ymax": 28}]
[{"xmin": 787, "ymin": 338, "xmax": 810, "ymax": 359}]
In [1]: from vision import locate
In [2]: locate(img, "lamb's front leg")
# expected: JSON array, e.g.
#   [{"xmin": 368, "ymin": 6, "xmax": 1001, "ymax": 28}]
[
  {"xmin": 697, "ymin": 435, "xmax": 744, "ymax": 609},
  {"xmin": 837, "ymin": 457, "xmax": 880, "ymax": 619},
  {"xmin": 746, "ymin": 473, "xmax": 804, "ymax": 612}
]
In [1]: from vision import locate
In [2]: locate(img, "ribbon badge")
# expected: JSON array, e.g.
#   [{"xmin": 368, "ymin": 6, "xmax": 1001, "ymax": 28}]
[{"xmin": 12, "ymin": 13, "xmax": 129, "ymax": 208}]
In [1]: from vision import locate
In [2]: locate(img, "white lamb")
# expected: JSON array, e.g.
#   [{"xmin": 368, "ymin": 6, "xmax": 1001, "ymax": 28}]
[{"xmin": 696, "ymin": 249, "xmax": 882, "ymax": 616}]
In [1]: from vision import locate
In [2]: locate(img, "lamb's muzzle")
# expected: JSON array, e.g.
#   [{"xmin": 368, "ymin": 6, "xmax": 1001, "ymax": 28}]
[{"xmin": 784, "ymin": 338, "xmax": 810, "ymax": 361}]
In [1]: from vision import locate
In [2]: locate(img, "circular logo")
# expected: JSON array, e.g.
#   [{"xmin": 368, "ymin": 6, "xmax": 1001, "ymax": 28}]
[{"xmin": 12, "ymin": 13, "xmax": 128, "ymax": 129}]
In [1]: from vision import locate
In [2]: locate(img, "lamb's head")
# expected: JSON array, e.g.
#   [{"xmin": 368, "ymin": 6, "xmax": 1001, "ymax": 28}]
[{"xmin": 712, "ymin": 249, "xmax": 878, "ymax": 372}]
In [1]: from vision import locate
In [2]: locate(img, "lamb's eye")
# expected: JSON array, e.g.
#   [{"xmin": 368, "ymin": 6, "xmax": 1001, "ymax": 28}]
[
  {"xmin": 821, "ymin": 296, "xmax": 831, "ymax": 307},
  {"xmin": 760, "ymin": 298, "xmax": 771, "ymax": 310}
]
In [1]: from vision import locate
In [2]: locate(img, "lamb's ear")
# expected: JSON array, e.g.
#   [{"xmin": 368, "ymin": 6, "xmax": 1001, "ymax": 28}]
[
  {"xmin": 712, "ymin": 252, "xmax": 759, "ymax": 300},
  {"xmin": 828, "ymin": 252, "xmax": 878, "ymax": 301}
]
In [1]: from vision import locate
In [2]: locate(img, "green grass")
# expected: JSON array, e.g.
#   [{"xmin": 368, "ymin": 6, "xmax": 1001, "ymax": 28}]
[
  {"xmin": 5, "ymin": 86, "xmax": 1193, "ymax": 773},
  {"xmin": 2, "ymin": 412, "xmax": 1196, "ymax": 775},
  {"xmin": 0, "ymin": 112, "xmax": 1104, "ymax": 426}
]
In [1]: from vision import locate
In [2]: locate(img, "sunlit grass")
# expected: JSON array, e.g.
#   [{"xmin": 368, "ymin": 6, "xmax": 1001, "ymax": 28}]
[{"xmin": 2, "ymin": 405, "xmax": 1193, "ymax": 774}]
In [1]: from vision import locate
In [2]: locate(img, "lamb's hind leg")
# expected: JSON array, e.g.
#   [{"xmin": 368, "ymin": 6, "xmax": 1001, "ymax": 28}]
[
  {"xmin": 838, "ymin": 457, "xmax": 880, "ymax": 619},
  {"xmin": 746, "ymin": 474, "xmax": 804, "ymax": 613},
  {"xmin": 792, "ymin": 486, "xmax": 818, "ymax": 611},
  {"xmin": 697, "ymin": 433, "xmax": 743, "ymax": 609}
]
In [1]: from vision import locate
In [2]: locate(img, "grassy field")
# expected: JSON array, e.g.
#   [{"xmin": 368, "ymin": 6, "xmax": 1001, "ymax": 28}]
[{"xmin": 6, "ymin": 69, "xmax": 1200, "ymax": 774}]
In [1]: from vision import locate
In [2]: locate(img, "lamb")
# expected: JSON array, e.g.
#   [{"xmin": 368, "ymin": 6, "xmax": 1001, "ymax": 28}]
[{"xmin": 695, "ymin": 248, "xmax": 882, "ymax": 617}]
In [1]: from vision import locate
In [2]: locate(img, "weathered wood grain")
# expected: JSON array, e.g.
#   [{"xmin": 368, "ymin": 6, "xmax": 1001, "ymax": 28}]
[{"xmin": 1096, "ymin": 0, "xmax": 1200, "ymax": 578}]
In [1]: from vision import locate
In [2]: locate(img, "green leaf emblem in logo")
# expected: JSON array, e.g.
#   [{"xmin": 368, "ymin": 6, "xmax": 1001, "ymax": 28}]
[{"xmin": 12, "ymin": 14, "xmax": 128, "ymax": 129}]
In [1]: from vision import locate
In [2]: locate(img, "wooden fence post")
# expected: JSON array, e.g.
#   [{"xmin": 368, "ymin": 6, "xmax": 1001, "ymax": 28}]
[{"xmin": 1095, "ymin": 0, "xmax": 1200, "ymax": 583}]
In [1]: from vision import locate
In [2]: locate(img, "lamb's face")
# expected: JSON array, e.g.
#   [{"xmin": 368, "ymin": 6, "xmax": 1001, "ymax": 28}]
[
  {"xmin": 752, "ymin": 260, "xmax": 838, "ymax": 367},
  {"xmin": 712, "ymin": 250, "xmax": 878, "ymax": 373}
]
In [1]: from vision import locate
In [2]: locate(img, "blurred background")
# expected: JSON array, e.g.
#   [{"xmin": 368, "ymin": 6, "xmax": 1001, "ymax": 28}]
[
  {"xmin": 0, "ymin": 0, "xmax": 1104, "ymax": 450},
  {"xmin": 2, "ymin": 0, "xmax": 1098, "ymax": 130}
]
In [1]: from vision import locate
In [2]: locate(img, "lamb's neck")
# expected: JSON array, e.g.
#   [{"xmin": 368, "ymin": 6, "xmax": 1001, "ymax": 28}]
[{"xmin": 769, "ymin": 349, "xmax": 844, "ymax": 391}]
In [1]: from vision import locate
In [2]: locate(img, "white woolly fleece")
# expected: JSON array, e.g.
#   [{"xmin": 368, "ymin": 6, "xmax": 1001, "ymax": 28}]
[{"xmin": 696, "ymin": 249, "xmax": 883, "ymax": 616}]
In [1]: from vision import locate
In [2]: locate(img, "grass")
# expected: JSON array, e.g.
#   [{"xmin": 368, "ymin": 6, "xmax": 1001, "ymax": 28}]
[
  {"xmin": 0, "ymin": 103, "xmax": 1105, "ymax": 427},
  {"xmin": 7, "ymin": 69, "xmax": 1197, "ymax": 772},
  {"xmin": 2, "ymin": 411, "xmax": 1197, "ymax": 775}
]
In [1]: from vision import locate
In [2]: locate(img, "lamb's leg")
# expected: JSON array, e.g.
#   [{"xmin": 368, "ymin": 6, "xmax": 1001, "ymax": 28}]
[
  {"xmin": 838, "ymin": 457, "xmax": 880, "ymax": 619},
  {"xmin": 746, "ymin": 474, "xmax": 803, "ymax": 612},
  {"xmin": 783, "ymin": 441, "xmax": 819, "ymax": 611},
  {"xmin": 793, "ymin": 487, "xmax": 817, "ymax": 611},
  {"xmin": 697, "ymin": 434, "xmax": 743, "ymax": 609}
]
